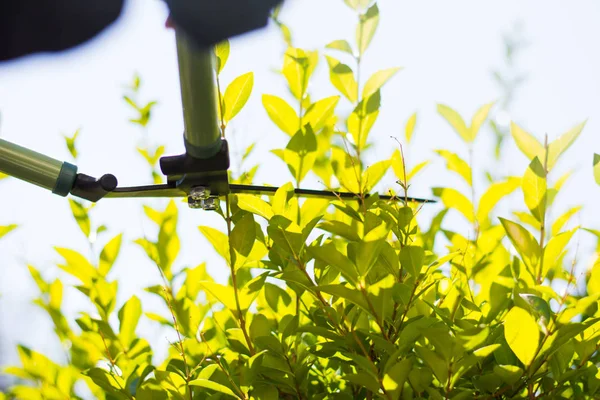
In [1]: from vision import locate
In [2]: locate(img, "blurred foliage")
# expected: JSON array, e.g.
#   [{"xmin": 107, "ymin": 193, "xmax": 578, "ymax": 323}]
[{"xmin": 3, "ymin": 2, "xmax": 600, "ymax": 399}]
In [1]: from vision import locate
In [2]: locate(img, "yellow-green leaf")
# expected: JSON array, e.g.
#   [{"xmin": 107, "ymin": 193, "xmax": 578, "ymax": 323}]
[
  {"xmin": 432, "ymin": 187, "xmax": 474, "ymax": 222},
  {"xmin": 283, "ymin": 48, "xmax": 318, "ymax": 100},
  {"xmin": 588, "ymin": 262, "xmax": 600, "ymax": 295},
  {"xmin": 326, "ymin": 56, "xmax": 358, "ymax": 103},
  {"xmin": 407, "ymin": 161, "xmax": 430, "ymax": 181},
  {"xmin": 594, "ymin": 154, "xmax": 600, "ymax": 185},
  {"xmin": 326, "ymin": 39, "xmax": 354, "ymax": 56},
  {"xmin": 499, "ymin": 218, "xmax": 541, "ymax": 275},
  {"xmin": 437, "ymin": 104, "xmax": 470, "ymax": 142},
  {"xmin": 542, "ymin": 229, "xmax": 576, "ymax": 280},
  {"xmin": 99, "ymin": 234, "xmax": 123, "ymax": 276},
  {"xmin": 118, "ymin": 296, "xmax": 142, "ymax": 347},
  {"xmin": 55, "ymin": 248, "xmax": 98, "ymax": 286},
  {"xmin": 477, "ymin": 178, "xmax": 521, "ymax": 224},
  {"xmin": 522, "ymin": 157, "xmax": 547, "ymax": 222},
  {"xmin": 344, "ymin": 0, "xmax": 372, "ymax": 11},
  {"xmin": 363, "ymin": 67, "xmax": 401, "ymax": 98},
  {"xmin": 214, "ymin": 39, "xmax": 230, "ymax": 74},
  {"xmin": 69, "ymin": 199, "xmax": 91, "ymax": 238},
  {"xmin": 304, "ymin": 96, "xmax": 340, "ymax": 132},
  {"xmin": 470, "ymin": 102, "xmax": 495, "ymax": 141},
  {"xmin": 504, "ymin": 307, "xmax": 540, "ymax": 366},
  {"xmin": 356, "ymin": 4, "xmax": 379, "ymax": 56},
  {"xmin": 0, "ymin": 224, "xmax": 17, "ymax": 239},
  {"xmin": 363, "ymin": 160, "xmax": 390, "ymax": 192},
  {"xmin": 64, "ymin": 129, "xmax": 80, "ymax": 160},
  {"xmin": 262, "ymin": 94, "xmax": 300, "ymax": 136},
  {"xmin": 199, "ymin": 281, "xmax": 237, "ymax": 310},
  {"xmin": 510, "ymin": 122, "xmax": 544, "ymax": 162},
  {"xmin": 223, "ymin": 72, "xmax": 253, "ymax": 122},
  {"xmin": 405, "ymin": 112, "xmax": 417, "ymax": 143},
  {"xmin": 347, "ymin": 91, "xmax": 381, "ymax": 149},
  {"xmin": 199, "ymin": 226, "xmax": 230, "ymax": 263},
  {"xmin": 435, "ymin": 150, "xmax": 472, "ymax": 186},
  {"xmin": 189, "ymin": 379, "xmax": 240, "ymax": 399},
  {"xmin": 552, "ymin": 206, "xmax": 582, "ymax": 236},
  {"xmin": 546, "ymin": 121, "xmax": 586, "ymax": 171},
  {"xmin": 236, "ymin": 195, "xmax": 274, "ymax": 220}
]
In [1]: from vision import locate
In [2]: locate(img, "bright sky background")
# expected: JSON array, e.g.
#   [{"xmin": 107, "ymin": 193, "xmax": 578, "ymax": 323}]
[{"xmin": 1, "ymin": 0, "xmax": 600, "ymax": 381}]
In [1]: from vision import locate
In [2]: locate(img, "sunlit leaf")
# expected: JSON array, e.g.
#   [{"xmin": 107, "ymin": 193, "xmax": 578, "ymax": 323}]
[
  {"xmin": 546, "ymin": 120, "xmax": 586, "ymax": 170},
  {"xmin": 347, "ymin": 90, "xmax": 381, "ymax": 149},
  {"xmin": 437, "ymin": 104, "xmax": 470, "ymax": 142},
  {"xmin": 432, "ymin": 187, "xmax": 475, "ymax": 222},
  {"xmin": 199, "ymin": 226, "xmax": 230, "ymax": 264},
  {"xmin": 326, "ymin": 56, "xmax": 358, "ymax": 103},
  {"xmin": 69, "ymin": 199, "xmax": 91, "ymax": 238},
  {"xmin": 435, "ymin": 150, "xmax": 472, "ymax": 186},
  {"xmin": 470, "ymin": 102, "xmax": 495, "ymax": 141},
  {"xmin": 99, "ymin": 234, "xmax": 123, "ymax": 276},
  {"xmin": 189, "ymin": 378, "xmax": 240, "ymax": 399},
  {"xmin": 552, "ymin": 206, "xmax": 582, "ymax": 236},
  {"xmin": 118, "ymin": 296, "xmax": 142, "ymax": 348},
  {"xmin": 223, "ymin": 72, "xmax": 253, "ymax": 122},
  {"xmin": 356, "ymin": 4, "xmax": 379, "ymax": 56},
  {"xmin": 214, "ymin": 39, "xmax": 230, "ymax": 74},
  {"xmin": 407, "ymin": 161, "xmax": 430, "ymax": 181},
  {"xmin": 283, "ymin": 47, "xmax": 318, "ymax": 100},
  {"xmin": 362, "ymin": 160, "xmax": 390, "ymax": 192},
  {"xmin": 510, "ymin": 122, "xmax": 544, "ymax": 162},
  {"xmin": 594, "ymin": 153, "xmax": 600, "ymax": 185},
  {"xmin": 262, "ymin": 94, "xmax": 299, "ymax": 136},
  {"xmin": 499, "ymin": 218, "xmax": 540, "ymax": 276},
  {"xmin": 326, "ymin": 39, "xmax": 354, "ymax": 56},
  {"xmin": 55, "ymin": 248, "xmax": 98, "ymax": 286},
  {"xmin": 542, "ymin": 229, "xmax": 575, "ymax": 280},
  {"xmin": 405, "ymin": 112, "xmax": 417, "ymax": 143},
  {"xmin": 236, "ymin": 195, "xmax": 274, "ymax": 220},
  {"xmin": 0, "ymin": 224, "xmax": 17, "ymax": 240},
  {"xmin": 522, "ymin": 157, "xmax": 547, "ymax": 222},
  {"xmin": 304, "ymin": 96, "xmax": 340, "ymax": 132},
  {"xmin": 63, "ymin": 129, "xmax": 80, "ymax": 160},
  {"xmin": 477, "ymin": 178, "xmax": 521, "ymax": 224},
  {"xmin": 504, "ymin": 306, "xmax": 540, "ymax": 366},
  {"xmin": 363, "ymin": 67, "xmax": 401, "ymax": 98}
]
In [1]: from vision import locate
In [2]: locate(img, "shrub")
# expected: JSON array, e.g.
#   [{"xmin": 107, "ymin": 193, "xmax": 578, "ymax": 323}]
[{"xmin": 2, "ymin": 2, "xmax": 600, "ymax": 399}]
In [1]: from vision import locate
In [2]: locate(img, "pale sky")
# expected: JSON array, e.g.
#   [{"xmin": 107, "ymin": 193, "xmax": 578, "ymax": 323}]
[{"xmin": 1, "ymin": 0, "xmax": 600, "ymax": 377}]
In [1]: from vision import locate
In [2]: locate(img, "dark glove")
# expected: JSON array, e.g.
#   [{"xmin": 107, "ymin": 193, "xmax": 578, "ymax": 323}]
[{"xmin": 165, "ymin": 0, "xmax": 283, "ymax": 48}]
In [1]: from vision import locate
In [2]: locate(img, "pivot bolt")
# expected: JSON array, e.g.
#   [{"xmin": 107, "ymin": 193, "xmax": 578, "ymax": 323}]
[{"xmin": 188, "ymin": 187, "xmax": 218, "ymax": 211}]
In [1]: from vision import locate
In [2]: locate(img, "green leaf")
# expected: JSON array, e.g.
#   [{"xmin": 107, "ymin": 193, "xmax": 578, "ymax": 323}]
[
  {"xmin": 236, "ymin": 195, "xmax": 274, "ymax": 220},
  {"xmin": 304, "ymin": 96, "xmax": 340, "ymax": 132},
  {"xmin": 477, "ymin": 178, "xmax": 521, "ymax": 223},
  {"xmin": 383, "ymin": 358, "xmax": 412, "ymax": 397},
  {"xmin": 407, "ymin": 160, "xmax": 430, "ymax": 181},
  {"xmin": 84, "ymin": 368, "xmax": 129, "ymax": 399},
  {"xmin": 432, "ymin": 187, "xmax": 475, "ymax": 222},
  {"xmin": 363, "ymin": 67, "xmax": 401, "ymax": 98},
  {"xmin": 283, "ymin": 47, "xmax": 318, "ymax": 100},
  {"xmin": 223, "ymin": 72, "xmax": 253, "ymax": 122},
  {"xmin": 189, "ymin": 379, "xmax": 240, "ymax": 399},
  {"xmin": 435, "ymin": 150, "xmax": 472, "ymax": 186},
  {"xmin": 522, "ymin": 157, "xmax": 547, "ymax": 222},
  {"xmin": 588, "ymin": 262, "xmax": 600, "ymax": 295},
  {"xmin": 356, "ymin": 4, "xmax": 379, "ymax": 56},
  {"xmin": 326, "ymin": 56, "xmax": 358, "ymax": 103},
  {"xmin": 344, "ymin": 372, "xmax": 380, "ymax": 393},
  {"xmin": 542, "ymin": 229, "xmax": 575, "ymax": 279},
  {"xmin": 510, "ymin": 122, "xmax": 544, "ymax": 162},
  {"xmin": 317, "ymin": 284, "xmax": 370, "ymax": 313},
  {"xmin": 231, "ymin": 213, "xmax": 256, "ymax": 268},
  {"xmin": 99, "ymin": 234, "xmax": 122, "ymax": 276},
  {"xmin": 504, "ymin": 306, "xmax": 540, "ymax": 366},
  {"xmin": 0, "ymin": 224, "xmax": 17, "ymax": 239},
  {"xmin": 200, "ymin": 281, "xmax": 237, "ymax": 311},
  {"xmin": 493, "ymin": 365, "xmax": 523, "ymax": 385},
  {"xmin": 499, "ymin": 218, "xmax": 541, "ymax": 275},
  {"xmin": 594, "ymin": 153, "xmax": 600, "ymax": 185},
  {"xmin": 214, "ymin": 39, "xmax": 230, "ymax": 74},
  {"xmin": 344, "ymin": 0, "xmax": 372, "ymax": 11},
  {"xmin": 405, "ymin": 112, "xmax": 417, "ymax": 143},
  {"xmin": 326, "ymin": 39, "xmax": 354, "ymax": 56},
  {"xmin": 118, "ymin": 296, "xmax": 142, "ymax": 347},
  {"xmin": 546, "ymin": 120, "xmax": 586, "ymax": 170},
  {"xmin": 437, "ymin": 104, "xmax": 470, "ymax": 142},
  {"xmin": 282, "ymin": 126, "xmax": 318, "ymax": 184},
  {"xmin": 309, "ymin": 243, "xmax": 359, "ymax": 285},
  {"xmin": 262, "ymin": 94, "xmax": 299, "ymax": 136},
  {"xmin": 199, "ymin": 226, "xmax": 230, "ymax": 264},
  {"xmin": 399, "ymin": 246, "xmax": 424, "ymax": 277}
]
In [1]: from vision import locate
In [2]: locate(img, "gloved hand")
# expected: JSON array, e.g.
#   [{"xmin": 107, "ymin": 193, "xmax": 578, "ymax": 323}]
[{"xmin": 0, "ymin": 0, "xmax": 283, "ymax": 62}]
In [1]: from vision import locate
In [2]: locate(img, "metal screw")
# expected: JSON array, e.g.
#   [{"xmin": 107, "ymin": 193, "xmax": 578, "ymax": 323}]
[{"xmin": 188, "ymin": 187, "xmax": 218, "ymax": 211}]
